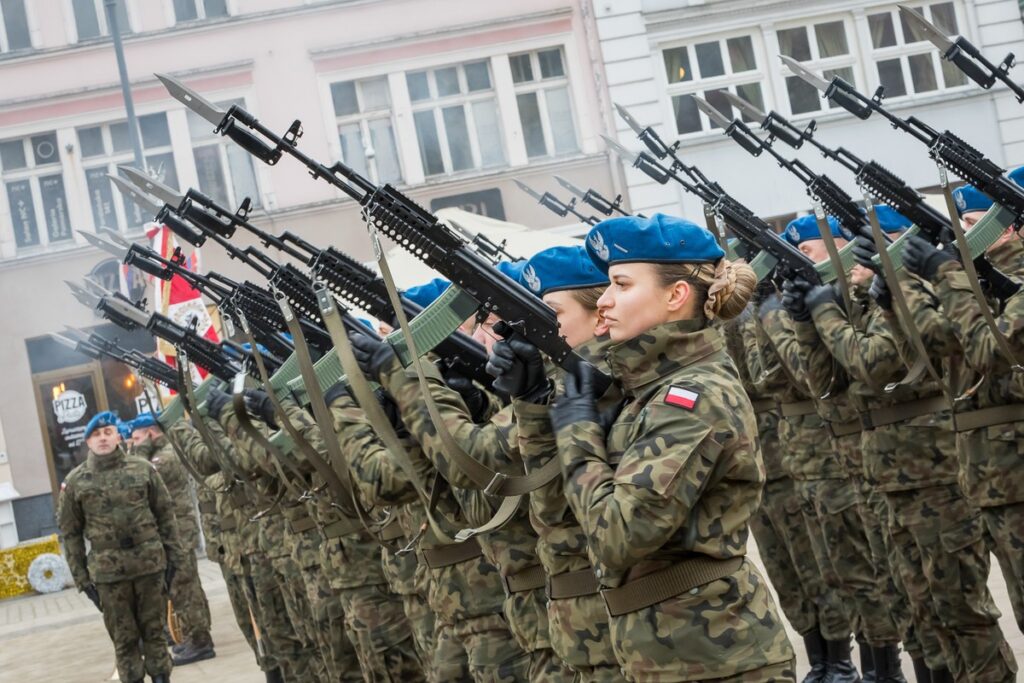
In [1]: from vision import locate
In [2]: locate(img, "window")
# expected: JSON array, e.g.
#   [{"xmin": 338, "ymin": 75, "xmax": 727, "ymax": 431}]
[
  {"xmin": 0, "ymin": 0, "xmax": 31, "ymax": 53},
  {"xmin": 777, "ymin": 20, "xmax": 857, "ymax": 115},
  {"xmin": 72, "ymin": 0, "xmax": 130, "ymax": 41},
  {"xmin": 76, "ymin": 113, "xmax": 179, "ymax": 232},
  {"xmin": 173, "ymin": 0, "xmax": 228, "ymax": 23},
  {"xmin": 330, "ymin": 77, "xmax": 402, "ymax": 185},
  {"xmin": 188, "ymin": 99, "xmax": 261, "ymax": 208},
  {"xmin": 510, "ymin": 48, "xmax": 579, "ymax": 159},
  {"xmin": 662, "ymin": 34, "xmax": 766, "ymax": 135},
  {"xmin": 406, "ymin": 60, "xmax": 505, "ymax": 176},
  {"xmin": 867, "ymin": 3, "xmax": 967, "ymax": 98},
  {"xmin": 1, "ymin": 132, "xmax": 71, "ymax": 250}
]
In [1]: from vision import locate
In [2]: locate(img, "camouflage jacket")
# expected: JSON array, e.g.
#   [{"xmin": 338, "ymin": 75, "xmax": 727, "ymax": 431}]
[
  {"xmin": 135, "ymin": 435, "xmax": 202, "ymax": 550},
  {"xmin": 58, "ymin": 448, "xmax": 186, "ymax": 586},
  {"xmin": 758, "ymin": 302, "xmax": 844, "ymax": 480}
]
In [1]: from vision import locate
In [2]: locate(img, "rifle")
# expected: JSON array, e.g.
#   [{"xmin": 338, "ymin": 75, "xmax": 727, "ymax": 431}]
[
  {"xmin": 724, "ymin": 92, "xmax": 1020, "ymax": 299},
  {"xmin": 514, "ymin": 179, "xmax": 599, "ymax": 225},
  {"xmin": 899, "ymin": 5, "xmax": 1024, "ymax": 103},
  {"xmin": 601, "ymin": 134, "xmax": 819, "ymax": 285},
  {"xmin": 782, "ymin": 56, "xmax": 1024, "ymax": 220},
  {"xmin": 553, "ymin": 175, "xmax": 639, "ymax": 218},
  {"xmin": 51, "ymin": 332, "xmax": 179, "ymax": 389},
  {"xmin": 159, "ymin": 73, "xmax": 611, "ymax": 393}
]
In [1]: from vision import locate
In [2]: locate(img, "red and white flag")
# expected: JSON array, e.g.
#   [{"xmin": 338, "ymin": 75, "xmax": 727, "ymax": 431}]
[{"xmin": 664, "ymin": 385, "xmax": 699, "ymax": 411}]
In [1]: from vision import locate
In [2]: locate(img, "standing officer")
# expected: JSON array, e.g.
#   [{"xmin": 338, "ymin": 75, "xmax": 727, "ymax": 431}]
[
  {"xmin": 129, "ymin": 413, "xmax": 216, "ymax": 665},
  {"xmin": 58, "ymin": 410, "xmax": 186, "ymax": 683}
]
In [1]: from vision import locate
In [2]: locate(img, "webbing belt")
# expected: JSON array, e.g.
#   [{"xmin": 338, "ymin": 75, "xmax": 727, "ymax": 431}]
[
  {"xmin": 419, "ymin": 538, "xmax": 484, "ymax": 568},
  {"xmin": 601, "ymin": 556, "xmax": 745, "ymax": 617},
  {"xmin": 860, "ymin": 395, "xmax": 948, "ymax": 430},
  {"xmin": 287, "ymin": 516, "xmax": 317, "ymax": 534},
  {"xmin": 547, "ymin": 568, "xmax": 601, "ymax": 600},
  {"xmin": 500, "ymin": 564, "xmax": 546, "ymax": 595},
  {"xmin": 320, "ymin": 517, "xmax": 363, "ymax": 539},
  {"xmin": 826, "ymin": 419, "xmax": 862, "ymax": 438},
  {"xmin": 750, "ymin": 398, "xmax": 777, "ymax": 414},
  {"xmin": 954, "ymin": 404, "xmax": 1024, "ymax": 432},
  {"xmin": 90, "ymin": 527, "xmax": 158, "ymax": 551},
  {"xmin": 779, "ymin": 400, "xmax": 817, "ymax": 417}
]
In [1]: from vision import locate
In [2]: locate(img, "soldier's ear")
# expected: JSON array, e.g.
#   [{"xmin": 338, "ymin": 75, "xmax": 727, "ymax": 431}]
[{"xmin": 665, "ymin": 280, "xmax": 692, "ymax": 314}]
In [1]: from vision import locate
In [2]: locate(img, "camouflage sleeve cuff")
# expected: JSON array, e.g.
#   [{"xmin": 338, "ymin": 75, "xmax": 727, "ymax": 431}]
[
  {"xmin": 809, "ymin": 301, "xmax": 845, "ymax": 327},
  {"xmin": 936, "ymin": 265, "xmax": 972, "ymax": 296},
  {"xmin": 793, "ymin": 318, "xmax": 822, "ymax": 345},
  {"xmin": 556, "ymin": 420, "xmax": 609, "ymax": 477}
]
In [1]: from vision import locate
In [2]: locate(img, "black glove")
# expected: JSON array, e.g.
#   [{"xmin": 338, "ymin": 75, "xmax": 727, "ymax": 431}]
[
  {"xmin": 851, "ymin": 236, "xmax": 881, "ymax": 274},
  {"xmin": 444, "ymin": 373, "xmax": 489, "ymax": 423},
  {"xmin": 781, "ymin": 279, "xmax": 813, "ymax": 322},
  {"xmin": 902, "ymin": 235, "xmax": 957, "ymax": 282},
  {"xmin": 349, "ymin": 333, "xmax": 397, "ymax": 382},
  {"xmin": 164, "ymin": 563, "xmax": 176, "ymax": 592},
  {"xmin": 756, "ymin": 291, "xmax": 784, "ymax": 318},
  {"xmin": 550, "ymin": 363, "xmax": 600, "ymax": 435},
  {"xmin": 243, "ymin": 389, "xmax": 277, "ymax": 428},
  {"xmin": 804, "ymin": 283, "xmax": 842, "ymax": 314},
  {"xmin": 752, "ymin": 278, "xmax": 777, "ymax": 305},
  {"xmin": 323, "ymin": 380, "xmax": 351, "ymax": 407},
  {"xmin": 205, "ymin": 387, "xmax": 230, "ymax": 420},
  {"xmin": 82, "ymin": 583, "xmax": 102, "ymax": 612},
  {"xmin": 869, "ymin": 275, "xmax": 893, "ymax": 311},
  {"xmin": 486, "ymin": 338, "xmax": 550, "ymax": 401}
]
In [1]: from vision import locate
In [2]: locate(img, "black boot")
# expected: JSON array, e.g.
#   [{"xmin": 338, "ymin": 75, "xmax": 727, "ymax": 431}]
[
  {"xmin": 171, "ymin": 636, "xmax": 216, "ymax": 666},
  {"xmin": 871, "ymin": 645, "xmax": 907, "ymax": 683},
  {"xmin": 265, "ymin": 669, "xmax": 284, "ymax": 683},
  {"xmin": 151, "ymin": 674, "xmax": 170, "ymax": 683},
  {"xmin": 802, "ymin": 629, "xmax": 829, "ymax": 683},
  {"xmin": 858, "ymin": 638, "xmax": 876, "ymax": 683},
  {"xmin": 929, "ymin": 668, "xmax": 952, "ymax": 683},
  {"xmin": 910, "ymin": 657, "xmax": 931, "ymax": 683},
  {"xmin": 825, "ymin": 637, "xmax": 862, "ymax": 683}
]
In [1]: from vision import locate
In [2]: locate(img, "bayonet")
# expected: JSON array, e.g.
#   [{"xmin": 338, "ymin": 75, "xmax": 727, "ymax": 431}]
[
  {"xmin": 899, "ymin": 5, "xmax": 954, "ymax": 53},
  {"xmin": 108, "ymin": 174, "xmax": 163, "ymax": 216},
  {"xmin": 156, "ymin": 73, "xmax": 227, "ymax": 126},
  {"xmin": 720, "ymin": 91, "xmax": 766, "ymax": 122},
  {"xmin": 78, "ymin": 230, "xmax": 129, "ymax": 259},
  {"xmin": 119, "ymin": 165, "xmax": 184, "ymax": 206},
  {"xmin": 780, "ymin": 55, "xmax": 831, "ymax": 93}
]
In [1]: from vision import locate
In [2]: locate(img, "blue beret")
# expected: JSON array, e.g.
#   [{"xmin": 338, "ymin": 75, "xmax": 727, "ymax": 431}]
[
  {"xmin": 84, "ymin": 411, "xmax": 120, "ymax": 439},
  {"xmin": 117, "ymin": 421, "xmax": 133, "ymax": 440},
  {"xmin": 357, "ymin": 318, "xmax": 376, "ymax": 332},
  {"xmin": 586, "ymin": 213, "xmax": 724, "ymax": 273},
  {"xmin": 953, "ymin": 184, "xmax": 992, "ymax": 217},
  {"xmin": 496, "ymin": 259, "xmax": 527, "ymax": 282},
  {"xmin": 784, "ymin": 214, "xmax": 844, "ymax": 246},
  {"xmin": 520, "ymin": 245, "xmax": 609, "ymax": 296},
  {"xmin": 403, "ymin": 278, "xmax": 451, "ymax": 309},
  {"xmin": 131, "ymin": 412, "xmax": 157, "ymax": 431},
  {"xmin": 874, "ymin": 205, "xmax": 912, "ymax": 233}
]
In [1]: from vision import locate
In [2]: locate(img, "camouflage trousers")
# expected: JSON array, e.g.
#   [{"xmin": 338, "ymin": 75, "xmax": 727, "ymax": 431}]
[
  {"xmin": 218, "ymin": 561, "xmax": 259, "ymax": 665},
  {"xmin": 448, "ymin": 612, "xmax": 532, "ymax": 682},
  {"xmin": 502, "ymin": 586, "xmax": 573, "ymax": 681},
  {"xmin": 885, "ymin": 484, "xmax": 1017, "ymax": 682},
  {"xmin": 982, "ymin": 503, "xmax": 1024, "ymax": 635},
  {"xmin": 337, "ymin": 583, "xmax": 426, "ymax": 682},
  {"xmin": 750, "ymin": 476, "xmax": 822, "ymax": 636},
  {"xmin": 168, "ymin": 548, "xmax": 212, "ymax": 642},
  {"xmin": 546, "ymin": 590, "xmax": 619, "ymax": 679},
  {"xmin": 269, "ymin": 553, "xmax": 325, "ymax": 682},
  {"xmin": 243, "ymin": 552, "xmax": 313, "ymax": 678},
  {"xmin": 95, "ymin": 571, "xmax": 172, "ymax": 682},
  {"xmin": 606, "ymin": 560, "xmax": 793, "ymax": 682},
  {"xmin": 700, "ymin": 660, "xmax": 796, "ymax": 683},
  {"xmin": 401, "ymin": 590, "xmax": 452, "ymax": 682},
  {"xmin": 298, "ymin": 563, "xmax": 363, "ymax": 682}
]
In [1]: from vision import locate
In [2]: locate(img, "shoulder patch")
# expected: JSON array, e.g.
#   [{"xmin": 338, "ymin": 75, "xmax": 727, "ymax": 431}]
[
  {"xmin": 664, "ymin": 385, "xmax": 699, "ymax": 411},
  {"xmin": 60, "ymin": 482, "xmax": 67, "ymax": 493}
]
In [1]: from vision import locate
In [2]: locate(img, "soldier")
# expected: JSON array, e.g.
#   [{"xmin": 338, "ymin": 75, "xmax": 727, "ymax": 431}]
[
  {"xmin": 58, "ymin": 411, "xmax": 186, "ymax": 683},
  {"xmin": 544, "ymin": 215, "xmax": 794, "ymax": 680},
  {"xmin": 130, "ymin": 413, "xmax": 216, "ymax": 666}
]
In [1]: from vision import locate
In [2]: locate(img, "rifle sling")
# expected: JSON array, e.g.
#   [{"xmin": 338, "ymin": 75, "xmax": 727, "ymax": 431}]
[
  {"xmin": 813, "ymin": 200, "xmax": 860, "ymax": 398},
  {"xmin": 938, "ymin": 165, "xmax": 1024, "ymax": 372},
  {"xmin": 703, "ymin": 204, "xmax": 727, "ymax": 252}
]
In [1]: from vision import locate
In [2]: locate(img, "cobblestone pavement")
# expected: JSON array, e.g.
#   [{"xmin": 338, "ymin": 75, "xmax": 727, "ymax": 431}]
[{"xmin": 1, "ymin": 543, "xmax": 1022, "ymax": 681}]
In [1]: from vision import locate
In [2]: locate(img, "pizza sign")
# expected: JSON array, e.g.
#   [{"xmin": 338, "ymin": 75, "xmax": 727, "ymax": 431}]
[{"xmin": 52, "ymin": 386, "xmax": 87, "ymax": 424}]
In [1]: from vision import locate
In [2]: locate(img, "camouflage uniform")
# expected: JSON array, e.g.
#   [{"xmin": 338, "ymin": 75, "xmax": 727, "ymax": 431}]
[
  {"xmin": 512, "ymin": 336, "xmax": 622, "ymax": 682},
  {"xmin": 931, "ymin": 237, "xmax": 1024, "ymax": 634},
  {"xmin": 379, "ymin": 357, "xmax": 565, "ymax": 681},
  {"xmin": 556, "ymin": 319, "xmax": 794, "ymax": 681},
  {"xmin": 58, "ymin": 448, "xmax": 186, "ymax": 682},
  {"xmin": 136, "ymin": 433, "xmax": 213, "ymax": 647},
  {"xmin": 808, "ymin": 275, "xmax": 1016, "ymax": 681}
]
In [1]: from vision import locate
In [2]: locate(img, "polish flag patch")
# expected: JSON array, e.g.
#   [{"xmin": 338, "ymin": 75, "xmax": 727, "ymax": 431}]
[{"xmin": 664, "ymin": 386, "xmax": 699, "ymax": 410}]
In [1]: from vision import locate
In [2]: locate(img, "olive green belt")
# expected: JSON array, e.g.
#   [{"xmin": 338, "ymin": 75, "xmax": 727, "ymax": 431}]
[
  {"xmin": 860, "ymin": 396, "xmax": 949, "ymax": 430},
  {"xmin": 219, "ymin": 516, "xmax": 238, "ymax": 532},
  {"xmin": 750, "ymin": 398, "xmax": 777, "ymax": 414},
  {"xmin": 954, "ymin": 404, "xmax": 1024, "ymax": 432},
  {"xmin": 89, "ymin": 527, "xmax": 159, "ymax": 551},
  {"xmin": 420, "ymin": 538, "xmax": 483, "ymax": 568},
  {"xmin": 500, "ymin": 564, "xmax": 546, "ymax": 595},
  {"xmin": 288, "ymin": 516, "xmax": 317, "ymax": 534},
  {"xmin": 228, "ymin": 488, "xmax": 249, "ymax": 507},
  {"xmin": 779, "ymin": 400, "xmax": 816, "ymax": 417},
  {"xmin": 379, "ymin": 518, "xmax": 405, "ymax": 542},
  {"xmin": 320, "ymin": 517, "xmax": 363, "ymax": 539},
  {"xmin": 547, "ymin": 568, "xmax": 601, "ymax": 600},
  {"xmin": 827, "ymin": 419, "xmax": 862, "ymax": 438},
  {"xmin": 198, "ymin": 501, "xmax": 218, "ymax": 515},
  {"xmin": 601, "ymin": 556, "xmax": 745, "ymax": 617}
]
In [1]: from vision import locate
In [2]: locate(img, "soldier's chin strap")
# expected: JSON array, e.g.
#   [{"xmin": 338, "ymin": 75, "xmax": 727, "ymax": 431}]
[{"xmin": 938, "ymin": 162, "xmax": 1024, "ymax": 373}]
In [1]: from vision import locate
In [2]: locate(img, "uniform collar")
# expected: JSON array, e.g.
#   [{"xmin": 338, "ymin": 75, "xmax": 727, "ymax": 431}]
[
  {"xmin": 986, "ymin": 236, "xmax": 1024, "ymax": 272},
  {"xmin": 606, "ymin": 319, "xmax": 724, "ymax": 395},
  {"xmin": 88, "ymin": 447, "xmax": 126, "ymax": 470},
  {"xmin": 574, "ymin": 334, "xmax": 614, "ymax": 371}
]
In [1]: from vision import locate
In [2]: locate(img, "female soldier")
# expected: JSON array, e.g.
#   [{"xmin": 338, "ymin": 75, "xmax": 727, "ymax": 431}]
[{"xmin": 549, "ymin": 214, "xmax": 794, "ymax": 681}]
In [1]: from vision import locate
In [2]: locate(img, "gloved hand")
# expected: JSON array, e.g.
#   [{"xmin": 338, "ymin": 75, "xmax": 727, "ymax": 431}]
[
  {"xmin": 204, "ymin": 387, "xmax": 231, "ymax": 420},
  {"xmin": 752, "ymin": 278, "xmax": 777, "ymax": 305},
  {"xmin": 444, "ymin": 373, "xmax": 489, "ymax": 423},
  {"xmin": 243, "ymin": 389, "xmax": 277, "ymax": 429},
  {"xmin": 781, "ymin": 279, "xmax": 813, "ymax": 322},
  {"xmin": 551, "ymin": 363, "xmax": 600, "ymax": 435},
  {"xmin": 756, "ymin": 291, "xmax": 784, "ymax": 318},
  {"xmin": 82, "ymin": 583, "xmax": 102, "ymax": 612},
  {"xmin": 869, "ymin": 275, "xmax": 893, "ymax": 311},
  {"xmin": 486, "ymin": 338, "xmax": 549, "ymax": 401},
  {"xmin": 902, "ymin": 235, "xmax": 957, "ymax": 282},
  {"xmin": 349, "ymin": 333, "xmax": 397, "ymax": 382},
  {"xmin": 851, "ymin": 236, "xmax": 882, "ymax": 274},
  {"xmin": 164, "ymin": 563, "xmax": 176, "ymax": 592},
  {"xmin": 804, "ymin": 283, "xmax": 842, "ymax": 314}
]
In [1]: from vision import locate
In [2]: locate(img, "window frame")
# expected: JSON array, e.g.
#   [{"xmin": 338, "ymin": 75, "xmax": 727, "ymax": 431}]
[
  {"xmin": 171, "ymin": 0, "xmax": 229, "ymax": 24},
  {"xmin": 187, "ymin": 97, "xmax": 263, "ymax": 210},
  {"xmin": 773, "ymin": 15, "xmax": 859, "ymax": 116},
  {"xmin": 330, "ymin": 77, "xmax": 404, "ymax": 186},
  {"xmin": 509, "ymin": 47, "xmax": 580, "ymax": 159},
  {"xmin": 0, "ymin": 0, "xmax": 33, "ymax": 53},
  {"xmin": 66, "ymin": 0, "xmax": 132, "ymax": 43},
  {"xmin": 1, "ymin": 132, "xmax": 72, "ymax": 252}
]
